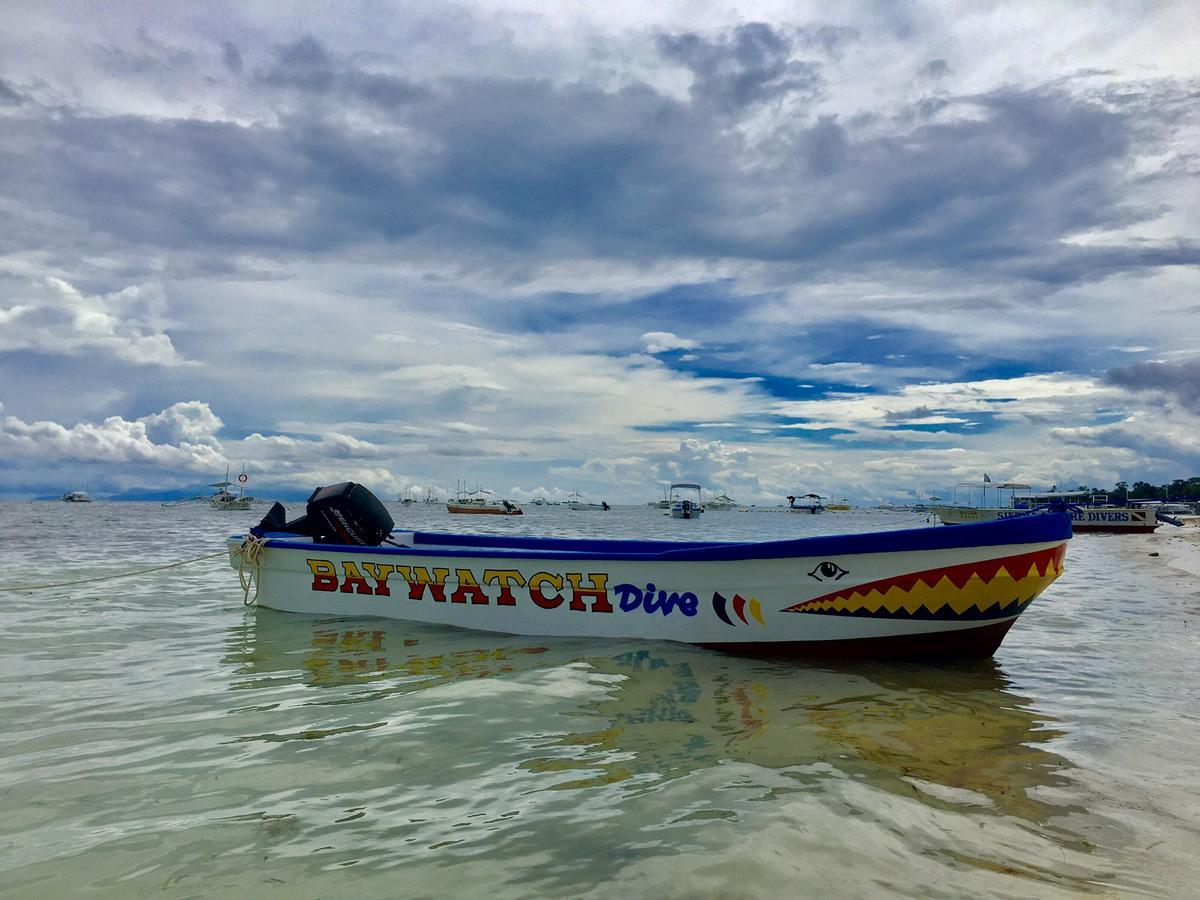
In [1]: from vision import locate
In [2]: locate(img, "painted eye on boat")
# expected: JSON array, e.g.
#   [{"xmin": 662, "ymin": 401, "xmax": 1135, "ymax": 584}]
[{"xmin": 808, "ymin": 561, "xmax": 849, "ymax": 582}]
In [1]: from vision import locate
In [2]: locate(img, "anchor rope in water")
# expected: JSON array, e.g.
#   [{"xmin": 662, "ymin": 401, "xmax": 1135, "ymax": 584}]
[{"xmin": 0, "ymin": 550, "xmax": 229, "ymax": 592}]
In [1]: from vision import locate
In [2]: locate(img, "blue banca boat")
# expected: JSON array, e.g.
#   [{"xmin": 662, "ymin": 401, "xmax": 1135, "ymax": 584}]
[{"xmin": 229, "ymin": 483, "xmax": 1071, "ymax": 660}]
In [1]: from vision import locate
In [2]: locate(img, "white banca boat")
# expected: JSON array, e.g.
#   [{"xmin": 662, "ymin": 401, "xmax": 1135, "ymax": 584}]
[
  {"xmin": 229, "ymin": 483, "xmax": 1072, "ymax": 660},
  {"xmin": 446, "ymin": 486, "xmax": 522, "ymax": 516},
  {"xmin": 210, "ymin": 468, "xmax": 255, "ymax": 510},
  {"xmin": 933, "ymin": 484, "xmax": 1161, "ymax": 534},
  {"xmin": 669, "ymin": 483, "xmax": 704, "ymax": 519},
  {"xmin": 706, "ymin": 493, "xmax": 738, "ymax": 511},
  {"xmin": 567, "ymin": 491, "xmax": 610, "ymax": 511}
]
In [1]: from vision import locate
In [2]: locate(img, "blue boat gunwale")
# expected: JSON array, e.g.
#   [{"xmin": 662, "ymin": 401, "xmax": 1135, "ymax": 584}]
[{"xmin": 236, "ymin": 511, "xmax": 1071, "ymax": 562}]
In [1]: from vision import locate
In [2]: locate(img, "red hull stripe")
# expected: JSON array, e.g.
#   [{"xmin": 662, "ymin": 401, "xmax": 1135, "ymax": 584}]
[{"xmin": 700, "ymin": 618, "xmax": 1018, "ymax": 660}]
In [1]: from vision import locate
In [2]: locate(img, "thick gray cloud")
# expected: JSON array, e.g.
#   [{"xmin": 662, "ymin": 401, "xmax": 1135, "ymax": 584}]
[
  {"xmin": 1104, "ymin": 359, "xmax": 1200, "ymax": 412},
  {"xmin": 0, "ymin": 79, "xmax": 21, "ymax": 105},
  {"xmin": 656, "ymin": 22, "xmax": 822, "ymax": 113},
  {"xmin": 0, "ymin": 32, "xmax": 1191, "ymax": 294}
]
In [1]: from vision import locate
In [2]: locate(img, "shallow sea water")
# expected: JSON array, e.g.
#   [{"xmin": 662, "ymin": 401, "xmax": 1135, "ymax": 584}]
[{"xmin": 1, "ymin": 501, "xmax": 1198, "ymax": 898}]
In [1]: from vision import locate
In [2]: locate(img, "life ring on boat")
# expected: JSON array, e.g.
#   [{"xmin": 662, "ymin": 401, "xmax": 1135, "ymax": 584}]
[{"xmin": 238, "ymin": 473, "xmax": 248, "ymax": 483}]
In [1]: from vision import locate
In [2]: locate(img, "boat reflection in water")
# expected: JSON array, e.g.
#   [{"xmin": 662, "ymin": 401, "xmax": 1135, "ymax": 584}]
[{"xmin": 224, "ymin": 612, "xmax": 1090, "ymax": 834}]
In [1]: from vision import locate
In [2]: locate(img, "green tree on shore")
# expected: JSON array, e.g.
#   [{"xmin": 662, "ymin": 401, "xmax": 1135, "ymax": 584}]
[{"xmin": 1122, "ymin": 477, "xmax": 1200, "ymax": 501}]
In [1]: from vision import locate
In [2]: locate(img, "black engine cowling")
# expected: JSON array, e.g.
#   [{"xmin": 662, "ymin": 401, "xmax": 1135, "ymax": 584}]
[{"xmin": 251, "ymin": 482, "xmax": 395, "ymax": 546}]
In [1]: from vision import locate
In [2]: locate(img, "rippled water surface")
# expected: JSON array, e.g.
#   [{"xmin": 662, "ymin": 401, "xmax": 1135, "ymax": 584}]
[{"xmin": 1, "ymin": 501, "xmax": 1198, "ymax": 897}]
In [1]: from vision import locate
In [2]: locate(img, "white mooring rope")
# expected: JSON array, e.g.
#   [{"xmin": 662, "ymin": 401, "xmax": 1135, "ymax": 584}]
[
  {"xmin": 232, "ymin": 534, "xmax": 270, "ymax": 606},
  {"xmin": 0, "ymin": 550, "xmax": 228, "ymax": 593}
]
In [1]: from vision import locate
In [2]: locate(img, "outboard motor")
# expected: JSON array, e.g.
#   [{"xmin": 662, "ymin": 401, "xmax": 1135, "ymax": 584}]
[
  {"xmin": 251, "ymin": 482, "xmax": 395, "ymax": 546},
  {"xmin": 681, "ymin": 499, "xmax": 693, "ymax": 518}
]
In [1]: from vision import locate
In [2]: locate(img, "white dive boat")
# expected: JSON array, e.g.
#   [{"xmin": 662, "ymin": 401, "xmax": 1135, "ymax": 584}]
[
  {"xmin": 934, "ymin": 485, "xmax": 1160, "ymax": 534},
  {"xmin": 787, "ymin": 494, "xmax": 826, "ymax": 514},
  {"xmin": 706, "ymin": 493, "xmax": 737, "ymax": 511},
  {"xmin": 230, "ymin": 482, "xmax": 1072, "ymax": 660},
  {"xmin": 669, "ymin": 483, "xmax": 704, "ymax": 519},
  {"xmin": 61, "ymin": 490, "xmax": 92, "ymax": 502},
  {"xmin": 930, "ymin": 482, "xmax": 1031, "ymax": 526}
]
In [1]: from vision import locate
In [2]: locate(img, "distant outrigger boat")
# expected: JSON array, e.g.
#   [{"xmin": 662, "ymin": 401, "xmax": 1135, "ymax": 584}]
[
  {"xmin": 161, "ymin": 466, "xmax": 256, "ymax": 510},
  {"xmin": 230, "ymin": 483, "xmax": 1073, "ymax": 660},
  {"xmin": 446, "ymin": 483, "xmax": 523, "ymax": 516},
  {"xmin": 567, "ymin": 491, "xmax": 610, "ymax": 511},
  {"xmin": 61, "ymin": 490, "xmax": 92, "ymax": 502},
  {"xmin": 647, "ymin": 492, "xmax": 671, "ymax": 510},
  {"xmin": 210, "ymin": 469, "xmax": 254, "ymax": 511}
]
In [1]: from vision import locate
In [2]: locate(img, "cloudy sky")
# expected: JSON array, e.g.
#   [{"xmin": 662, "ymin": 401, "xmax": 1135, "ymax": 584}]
[{"xmin": 1, "ymin": 1, "xmax": 1198, "ymax": 503}]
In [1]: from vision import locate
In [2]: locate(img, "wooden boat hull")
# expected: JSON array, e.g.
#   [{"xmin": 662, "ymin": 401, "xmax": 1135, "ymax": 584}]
[
  {"xmin": 229, "ymin": 513, "xmax": 1070, "ymax": 659},
  {"xmin": 933, "ymin": 505, "xmax": 1157, "ymax": 533},
  {"xmin": 446, "ymin": 504, "xmax": 522, "ymax": 515}
]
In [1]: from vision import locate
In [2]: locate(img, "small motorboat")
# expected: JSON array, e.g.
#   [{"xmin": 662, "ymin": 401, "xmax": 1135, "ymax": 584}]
[
  {"xmin": 61, "ymin": 490, "xmax": 92, "ymax": 502},
  {"xmin": 669, "ymin": 483, "xmax": 704, "ymax": 519},
  {"xmin": 229, "ymin": 483, "xmax": 1072, "ymax": 660}
]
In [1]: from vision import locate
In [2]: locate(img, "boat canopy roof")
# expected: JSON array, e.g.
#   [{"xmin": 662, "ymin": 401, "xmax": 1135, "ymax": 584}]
[
  {"xmin": 670, "ymin": 482, "xmax": 702, "ymax": 490},
  {"xmin": 1028, "ymin": 490, "xmax": 1097, "ymax": 499},
  {"xmin": 954, "ymin": 481, "xmax": 1030, "ymax": 490}
]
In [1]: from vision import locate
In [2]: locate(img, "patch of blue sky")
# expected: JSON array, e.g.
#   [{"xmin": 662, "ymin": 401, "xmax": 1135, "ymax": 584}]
[
  {"xmin": 669, "ymin": 365, "xmax": 879, "ymax": 401},
  {"xmin": 796, "ymin": 319, "xmax": 973, "ymax": 369},
  {"xmin": 505, "ymin": 280, "xmax": 748, "ymax": 338},
  {"xmin": 953, "ymin": 359, "xmax": 1048, "ymax": 383},
  {"xmin": 773, "ymin": 426, "xmax": 858, "ymax": 442}
]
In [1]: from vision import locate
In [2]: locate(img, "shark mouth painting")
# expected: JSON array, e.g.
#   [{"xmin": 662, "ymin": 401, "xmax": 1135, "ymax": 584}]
[{"xmin": 781, "ymin": 544, "xmax": 1066, "ymax": 621}]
